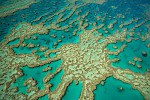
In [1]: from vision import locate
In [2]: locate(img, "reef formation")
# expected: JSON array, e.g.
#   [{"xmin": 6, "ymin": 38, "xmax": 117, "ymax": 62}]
[
  {"xmin": 0, "ymin": 0, "xmax": 150, "ymax": 100},
  {"xmin": 0, "ymin": 0, "xmax": 38, "ymax": 17}
]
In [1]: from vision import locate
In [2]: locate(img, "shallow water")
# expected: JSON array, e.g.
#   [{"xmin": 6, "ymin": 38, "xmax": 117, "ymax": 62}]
[{"xmin": 94, "ymin": 76, "xmax": 144, "ymax": 100}]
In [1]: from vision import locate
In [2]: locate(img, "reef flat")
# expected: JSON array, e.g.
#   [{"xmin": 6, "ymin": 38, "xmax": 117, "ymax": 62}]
[{"xmin": 0, "ymin": 0, "xmax": 150, "ymax": 100}]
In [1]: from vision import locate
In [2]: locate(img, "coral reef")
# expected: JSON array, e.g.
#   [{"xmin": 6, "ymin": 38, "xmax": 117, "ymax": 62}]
[{"xmin": 0, "ymin": 0, "xmax": 150, "ymax": 100}]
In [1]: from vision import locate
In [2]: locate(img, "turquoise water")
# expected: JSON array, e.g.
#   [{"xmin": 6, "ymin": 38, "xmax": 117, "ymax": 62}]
[
  {"xmin": 0, "ymin": 0, "xmax": 68, "ymax": 40},
  {"xmin": 38, "ymin": 95, "xmax": 49, "ymax": 100},
  {"xmin": 0, "ymin": 0, "xmax": 149, "ymax": 41},
  {"xmin": 62, "ymin": 81, "xmax": 82, "ymax": 100},
  {"xmin": 12, "ymin": 59, "xmax": 62, "ymax": 94},
  {"xmin": 110, "ymin": 39, "xmax": 150, "ymax": 74},
  {"xmin": 49, "ymin": 52, "xmax": 56, "ymax": 58},
  {"xmin": 12, "ymin": 65, "xmax": 48, "ymax": 94},
  {"xmin": 94, "ymin": 76, "xmax": 144, "ymax": 100},
  {"xmin": 12, "ymin": 28, "xmax": 79, "ymax": 55},
  {"xmin": 106, "ymin": 40, "xmax": 124, "ymax": 52},
  {"xmin": 49, "ymin": 69, "xmax": 64, "ymax": 91},
  {"xmin": 8, "ymin": 38, "xmax": 20, "ymax": 46}
]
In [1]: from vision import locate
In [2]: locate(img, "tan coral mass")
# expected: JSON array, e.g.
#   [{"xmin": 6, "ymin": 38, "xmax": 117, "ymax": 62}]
[
  {"xmin": 1, "ymin": 23, "xmax": 150, "ymax": 100},
  {"xmin": 0, "ymin": 2, "xmax": 150, "ymax": 100},
  {"xmin": 48, "ymin": 30, "xmax": 150, "ymax": 100}
]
